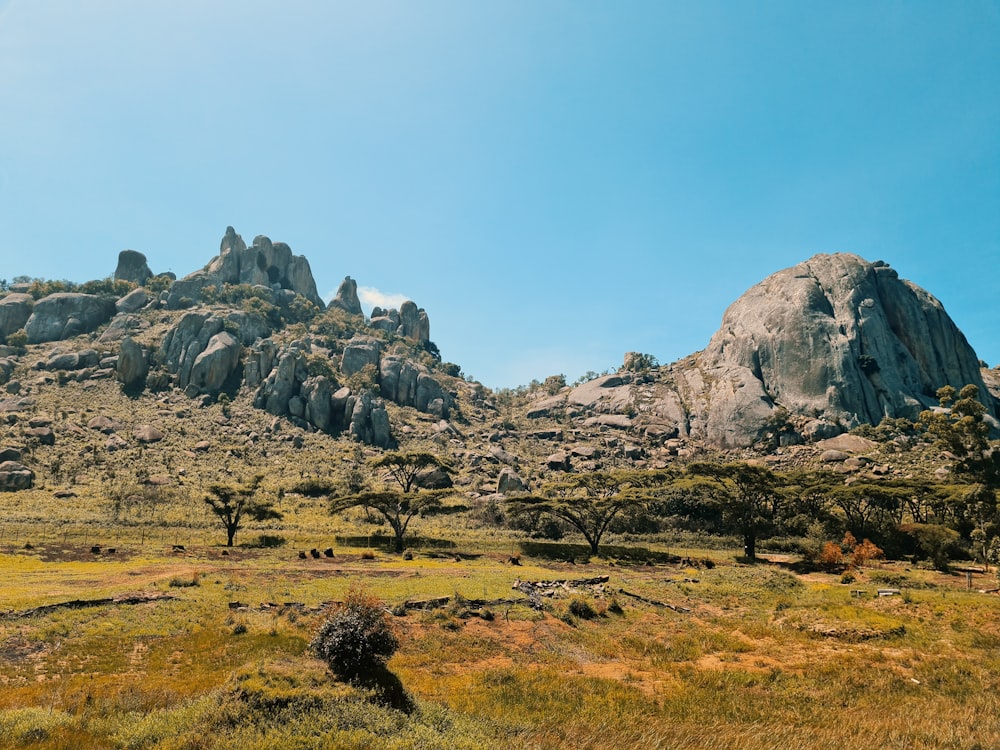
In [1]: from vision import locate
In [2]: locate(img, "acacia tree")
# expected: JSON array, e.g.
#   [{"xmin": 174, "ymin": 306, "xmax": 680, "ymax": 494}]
[
  {"xmin": 684, "ymin": 462, "xmax": 781, "ymax": 563},
  {"xmin": 506, "ymin": 470, "xmax": 669, "ymax": 556},
  {"xmin": 328, "ymin": 452, "xmax": 451, "ymax": 553},
  {"xmin": 329, "ymin": 490, "xmax": 445, "ymax": 553},
  {"xmin": 372, "ymin": 452, "xmax": 450, "ymax": 493},
  {"xmin": 204, "ymin": 476, "xmax": 283, "ymax": 547}
]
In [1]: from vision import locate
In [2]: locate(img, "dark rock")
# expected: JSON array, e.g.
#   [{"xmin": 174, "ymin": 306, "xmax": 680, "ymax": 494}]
[
  {"xmin": 133, "ymin": 425, "xmax": 164, "ymax": 443},
  {"xmin": 497, "ymin": 468, "xmax": 528, "ymax": 494},
  {"xmin": 414, "ymin": 466, "xmax": 453, "ymax": 490},
  {"xmin": 0, "ymin": 460, "xmax": 34, "ymax": 491},
  {"xmin": 22, "ymin": 426, "xmax": 54, "ymax": 445},
  {"xmin": 117, "ymin": 336, "xmax": 148, "ymax": 391},
  {"xmin": 0, "ymin": 447, "xmax": 22, "ymax": 462},
  {"xmin": 114, "ymin": 249, "xmax": 153, "ymax": 285}
]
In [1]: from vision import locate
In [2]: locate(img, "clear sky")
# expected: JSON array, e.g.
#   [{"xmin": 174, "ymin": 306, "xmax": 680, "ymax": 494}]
[{"xmin": 1, "ymin": 1, "xmax": 997, "ymax": 388}]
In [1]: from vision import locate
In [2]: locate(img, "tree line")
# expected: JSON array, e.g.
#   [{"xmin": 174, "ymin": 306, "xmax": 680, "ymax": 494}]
[{"xmin": 203, "ymin": 385, "xmax": 999, "ymax": 570}]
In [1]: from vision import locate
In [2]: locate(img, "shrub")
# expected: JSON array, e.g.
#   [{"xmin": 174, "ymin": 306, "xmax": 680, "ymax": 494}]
[
  {"xmin": 568, "ymin": 598, "xmax": 598, "ymax": 620},
  {"xmin": 311, "ymin": 589, "xmax": 399, "ymax": 679}
]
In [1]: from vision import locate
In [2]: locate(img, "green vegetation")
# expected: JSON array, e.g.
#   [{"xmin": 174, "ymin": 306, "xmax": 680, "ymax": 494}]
[{"xmin": 204, "ymin": 477, "xmax": 284, "ymax": 547}]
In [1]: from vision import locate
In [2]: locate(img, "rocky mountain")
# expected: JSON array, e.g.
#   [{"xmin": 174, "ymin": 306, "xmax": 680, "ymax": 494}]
[
  {"xmin": 527, "ymin": 253, "xmax": 996, "ymax": 449},
  {"xmin": 0, "ymin": 236, "xmax": 996, "ymax": 497}
]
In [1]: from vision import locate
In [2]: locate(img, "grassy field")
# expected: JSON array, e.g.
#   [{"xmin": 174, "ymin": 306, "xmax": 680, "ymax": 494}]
[{"xmin": 1, "ymin": 527, "xmax": 999, "ymax": 750}]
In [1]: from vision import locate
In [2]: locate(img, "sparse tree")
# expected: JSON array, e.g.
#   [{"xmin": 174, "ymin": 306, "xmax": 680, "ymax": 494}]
[
  {"xmin": 507, "ymin": 470, "xmax": 669, "ymax": 556},
  {"xmin": 371, "ymin": 451, "xmax": 451, "ymax": 494},
  {"xmin": 204, "ymin": 476, "xmax": 283, "ymax": 547},
  {"xmin": 684, "ymin": 462, "xmax": 781, "ymax": 563}
]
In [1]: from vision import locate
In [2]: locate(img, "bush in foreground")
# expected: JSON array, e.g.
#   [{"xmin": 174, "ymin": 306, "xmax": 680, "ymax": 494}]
[{"xmin": 311, "ymin": 589, "xmax": 399, "ymax": 679}]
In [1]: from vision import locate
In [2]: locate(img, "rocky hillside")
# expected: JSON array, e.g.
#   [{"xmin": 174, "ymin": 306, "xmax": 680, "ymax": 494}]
[
  {"xmin": 1, "ymin": 236, "xmax": 997, "ymax": 496},
  {"xmin": 525, "ymin": 254, "xmax": 997, "ymax": 449}
]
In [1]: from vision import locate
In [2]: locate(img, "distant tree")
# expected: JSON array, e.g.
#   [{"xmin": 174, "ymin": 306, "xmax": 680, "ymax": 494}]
[
  {"xmin": 919, "ymin": 385, "xmax": 1000, "ymax": 488},
  {"xmin": 204, "ymin": 476, "xmax": 283, "ymax": 547},
  {"xmin": 684, "ymin": 463, "xmax": 781, "ymax": 563},
  {"xmin": 326, "ymin": 451, "xmax": 451, "ymax": 553},
  {"xmin": 506, "ymin": 470, "xmax": 669, "ymax": 556},
  {"xmin": 329, "ymin": 490, "xmax": 446, "ymax": 553},
  {"xmin": 372, "ymin": 452, "xmax": 450, "ymax": 494}
]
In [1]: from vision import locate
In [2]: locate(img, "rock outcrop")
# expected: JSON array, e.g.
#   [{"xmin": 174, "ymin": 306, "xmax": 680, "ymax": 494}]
[
  {"xmin": 0, "ymin": 293, "xmax": 34, "ymax": 340},
  {"xmin": 24, "ymin": 293, "xmax": 116, "ymax": 344},
  {"xmin": 0, "ymin": 460, "xmax": 34, "ymax": 491},
  {"xmin": 370, "ymin": 301, "xmax": 430, "ymax": 343},
  {"xmin": 166, "ymin": 228, "xmax": 324, "ymax": 309},
  {"xmin": 114, "ymin": 250, "xmax": 153, "ymax": 285},
  {"xmin": 329, "ymin": 276, "xmax": 363, "ymax": 316},
  {"xmin": 157, "ymin": 312, "xmax": 242, "ymax": 394},
  {"xmin": 694, "ymin": 254, "xmax": 990, "ymax": 445},
  {"xmin": 567, "ymin": 253, "xmax": 994, "ymax": 449}
]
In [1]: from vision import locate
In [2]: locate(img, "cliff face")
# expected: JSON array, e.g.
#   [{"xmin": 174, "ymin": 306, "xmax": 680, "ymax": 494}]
[
  {"xmin": 691, "ymin": 254, "xmax": 989, "ymax": 444},
  {"xmin": 559, "ymin": 254, "xmax": 993, "ymax": 448}
]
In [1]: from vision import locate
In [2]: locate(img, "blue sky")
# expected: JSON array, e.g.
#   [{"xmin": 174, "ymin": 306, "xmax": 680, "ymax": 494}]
[{"xmin": 1, "ymin": 1, "xmax": 997, "ymax": 388}]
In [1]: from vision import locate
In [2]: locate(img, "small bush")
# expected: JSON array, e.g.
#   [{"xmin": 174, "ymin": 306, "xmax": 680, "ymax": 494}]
[
  {"xmin": 311, "ymin": 589, "xmax": 399, "ymax": 679},
  {"xmin": 169, "ymin": 573, "xmax": 200, "ymax": 588},
  {"xmin": 568, "ymin": 598, "xmax": 598, "ymax": 620}
]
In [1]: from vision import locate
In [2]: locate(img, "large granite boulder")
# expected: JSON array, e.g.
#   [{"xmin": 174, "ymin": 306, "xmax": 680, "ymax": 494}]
[
  {"xmin": 399, "ymin": 300, "xmax": 430, "ymax": 342},
  {"xmin": 369, "ymin": 302, "xmax": 430, "ymax": 342},
  {"xmin": 573, "ymin": 253, "xmax": 995, "ymax": 449},
  {"xmin": 24, "ymin": 293, "xmax": 116, "ymax": 343},
  {"xmin": 329, "ymin": 276, "xmax": 363, "ymax": 316},
  {"xmin": 115, "ymin": 287, "xmax": 149, "ymax": 314},
  {"xmin": 0, "ymin": 460, "xmax": 34, "ymax": 491},
  {"xmin": 167, "ymin": 227, "xmax": 324, "ymax": 309},
  {"xmin": 189, "ymin": 331, "xmax": 242, "ymax": 393},
  {"xmin": 157, "ymin": 312, "xmax": 240, "ymax": 393},
  {"xmin": 379, "ymin": 355, "xmax": 450, "ymax": 418},
  {"xmin": 0, "ymin": 293, "xmax": 34, "ymax": 340},
  {"xmin": 348, "ymin": 390, "xmax": 393, "ymax": 449},
  {"xmin": 114, "ymin": 250, "xmax": 153, "ymax": 285},
  {"xmin": 341, "ymin": 337, "xmax": 382, "ymax": 376},
  {"xmin": 693, "ymin": 254, "xmax": 990, "ymax": 445}
]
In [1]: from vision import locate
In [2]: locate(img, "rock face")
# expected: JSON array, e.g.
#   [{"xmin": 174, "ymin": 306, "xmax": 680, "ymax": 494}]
[
  {"xmin": 115, "ymin": 287, "xmax": 149, "ymax": 314},
  {"xmin": 24, "ymin": 293, "xmax": 116, "ymax": 344},
  {"xmin": 569, "ymin": 253, "xmax": 995, "ymax": 449},
  {"xmin": 167, "ymin": 228, "xmax": 324, "ymax": 309},
  {"xmin": 329, "ymin": 276, "xmax": 363, "ymax": 316},
  {"xmin": 114, "ymin": 250, "xmax": 153, "ymax": 285},
  {"xmin": 157, "ymin": 313, "xmax": 242, "ymax": 394},
  {"xmin": 189, "ymin": 332, "xmax": 242, "ymax": 393},
  {"xmin": 0, "ymin": 293, "xmax": 34, "ymax": 339},
  {"xmin": 695, "ymin": 254, "xmax": 990, "ymax": 445}
]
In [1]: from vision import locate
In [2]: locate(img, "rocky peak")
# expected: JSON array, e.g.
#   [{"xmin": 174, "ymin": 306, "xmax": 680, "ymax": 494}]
[
  {"xmin": 329, "ymin": 276, "xmax": 363, "ymax": 316},
  {"xmin": 168, "ymin": 227, "xmax": 324, "ymax": 309}
]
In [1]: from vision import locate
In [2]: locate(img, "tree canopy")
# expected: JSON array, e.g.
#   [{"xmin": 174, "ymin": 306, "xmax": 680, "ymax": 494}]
[
  {"xmin": 204, "ymin": 476, "xmax": 283, "ymax": 547},
  {"xmin": 506, "ymin": 470, "xmax": 671, "ymax": 556}
]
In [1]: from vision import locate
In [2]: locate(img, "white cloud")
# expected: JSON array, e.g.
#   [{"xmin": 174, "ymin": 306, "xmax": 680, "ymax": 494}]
[{"xmin": 324, "ymin": 285, "xmax": 409, "ymax": 316}]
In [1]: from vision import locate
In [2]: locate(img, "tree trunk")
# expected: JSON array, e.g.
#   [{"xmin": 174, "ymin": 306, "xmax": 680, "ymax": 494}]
[
  {"xmin": 227, "ymin": 525, "xmax": 237, "ymax": 547},
  {"xmin": 743, "ymin": 531, "xmax": 756, "ymax": 563}
]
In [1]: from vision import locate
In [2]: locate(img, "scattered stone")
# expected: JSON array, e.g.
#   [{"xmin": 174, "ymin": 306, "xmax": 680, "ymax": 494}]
[{"xmin": 133, "ymin": 425, "xmax": 164, "ymax": 443}]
